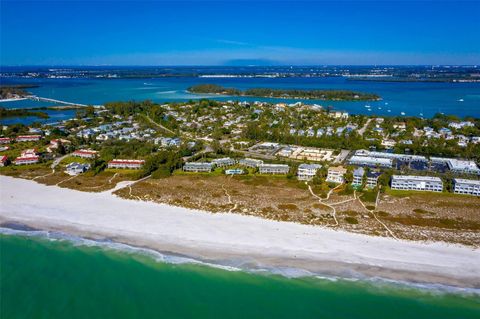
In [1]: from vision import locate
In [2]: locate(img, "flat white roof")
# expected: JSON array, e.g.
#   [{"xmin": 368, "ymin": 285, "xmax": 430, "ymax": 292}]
[
  {"xmin": 212, "ymin": 157, "xmax": 233, "ymax": 162},
  {"xmin": 454, "ymin": 178, "xmax": 480, "ymax": 186},
  {"xmin": 355, "ymin": 150, "xmax": 427, "ymax": 161},
  {"xmin": 260, "ymin": 164, "xmax": 289, "ymax": 168},
  {"xmin": 349, "ymin": 155, "xmax": 393, "ymax": 166},
  {"xmin": 298, "ymin": 163, "xmax": 322, "ymax": 169},
  {"xmin": 447, "ymin": 159, "xmax": 479, "ymax": 171},
  {"xmin": 185, "ymin": 162, "xmax": 213, "ymax": 166},
  {"xmin": 392, "ymin": 175, "xmax": 442, "ymax": 182}
]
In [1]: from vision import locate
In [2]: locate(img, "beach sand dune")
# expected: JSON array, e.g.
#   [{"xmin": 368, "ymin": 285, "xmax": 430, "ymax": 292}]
[{"xmin": 1, "ymin": 175, "xmax": 479, "ymax": 288}]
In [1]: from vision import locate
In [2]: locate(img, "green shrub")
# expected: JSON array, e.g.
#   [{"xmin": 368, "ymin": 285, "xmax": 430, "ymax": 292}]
[
  {"xmin": 377, "ymin": 211, "xmax": 390, "ymax": 217},
  {"xmin": 151, "ymin": 167, "xmax": 171, "ymax": 179},
  {"xmin": 344, "ymin": 216, "xmax": 359, "ymax": 224},
  {"xmin": 413, "ymin": 208, "xmax": 435, "ymax": 215}
]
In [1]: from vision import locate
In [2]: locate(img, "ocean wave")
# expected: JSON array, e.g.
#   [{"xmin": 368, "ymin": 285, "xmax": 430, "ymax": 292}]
[
  {"xmin": 155, "ymin": 90, "xmax": 177, "ymax": 94},
  {"xmin": 0, "ymin": 226, "xmax": 241, "ymax": 272},
  {"xmin": 1, "ymin": 226, "xmax": 479, "ymax": 296}
]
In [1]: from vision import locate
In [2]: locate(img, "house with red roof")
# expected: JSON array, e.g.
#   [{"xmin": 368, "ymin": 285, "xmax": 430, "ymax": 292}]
[
  {"xmin": 72, "ymin": 149, "xmax": 98, "ymax": 159},
  {"xmin": 0, "ymin": 155, "xmax": 8, "ymax": 167},
  {"xmin": 16, "ymin": 135, "xmax": 42, "ymax": 142},
  {"xmin": 0, "ymin": 137, "xmax": 12, "ymax": 144},
  {"xmin": 108, "ymin": 159, "xmax": 145, "ymax": 169}
]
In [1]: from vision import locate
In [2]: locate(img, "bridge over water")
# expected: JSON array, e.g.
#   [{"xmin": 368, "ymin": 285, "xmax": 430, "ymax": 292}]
[{"xmin": 27, "ymin": 95, "xmax": 103, "ymax": 108}]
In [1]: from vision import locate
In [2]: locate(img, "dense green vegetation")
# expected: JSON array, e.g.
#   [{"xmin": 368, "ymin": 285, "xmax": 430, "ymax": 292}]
[
  {"xmin": 0, "ymin": 107, "xmax": 49, "ymax": 119},
  {"xmin": 188, "ymin": 84, "xmax": 380, "ymax": 101},
  {"xmin": 0, "ymin": 85, "xmax": 37, "ymax": 99}
]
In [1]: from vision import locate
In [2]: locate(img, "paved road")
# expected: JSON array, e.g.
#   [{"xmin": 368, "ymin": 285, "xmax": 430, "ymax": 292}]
[
  {"xmin": 143, "ymin": 114, "xmax": 176, "ymax": 135},
  {"xmin": 51, "ymin": 153, "xmax": 72, "ymax": 169},
  {"xmin": 334, "ymin": 149, "xmax": 351, "ymax": 164},
  {"xmin": 358, "ymin": 118, "xmax": 372, "ymax": 136}
]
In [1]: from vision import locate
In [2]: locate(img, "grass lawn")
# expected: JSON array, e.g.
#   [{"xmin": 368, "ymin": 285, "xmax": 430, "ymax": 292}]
[
  {"xmin": 384, "ymin": 186, "xmax": 461, "ymax": 199},
  {"xmin": 360, "ymin": 190, "xmax": 377, "ymax": 203}
]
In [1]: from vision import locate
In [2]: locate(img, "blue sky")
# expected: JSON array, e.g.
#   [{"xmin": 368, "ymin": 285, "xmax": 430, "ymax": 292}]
[{"xmin": 1, "ymin": 0, "xmax": 479, "ymax": 65}]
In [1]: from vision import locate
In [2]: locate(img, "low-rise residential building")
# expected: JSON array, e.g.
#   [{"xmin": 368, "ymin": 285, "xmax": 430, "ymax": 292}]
[
  {"xmin": 16, "ymin": 135, "xmax": 41, "ymax": 142},
  {"xmin": 0, "ymin": 155, "xmax": 7, "ymax": 166},
  {"xmin": 330, "ymin": 111, "xmax": 349, "ymax": 119},
  {"xmin": 447, "ymin": 159, "xmax": 480, "ymax": 175},
  {"xmin": 391, "ymin": 175, "xmax": 443, "ymax": 192},
  {"xmin": 65, "ymin": 162, "xmax": 91, "ymax": 176},
  {"xmin": 0, "ymin": 137, "xmax": 11, "ymax": 144},
  {"xmin": 381, "ymin": 139, "xmax": 397, "ymax": 148},
  {"xmin": 212, "ymin": 157, "xmax": 236, "ymax": 167},
  {"xmin": 453, "ymin": 178, "xmax": 480, "ymax": 196},
  {"xmin": 155, "ymin": 137, "xmax": 181, "ymax": 147},
  {"xmin": 108, "ymin": 159, "xmax": 145, "ymax": 169},
  {"xmin": 14, "ymin": 149, "xmax": 39, "ymax": 165},
  {"xmin": 225, "ymin": 169, "xmax": 244, "ymax": 175},
  {"xmin": 354, "ymin": 150, "xmax": 427, "ymax": 163},
  {"xmin": 259, "ymin": 164, "xmax": 289, "ymax": 175},
  {"xmin": 297, "ymin": 163, "xmax": 322, "ymax": 181},
  {"xmin": 430, "ymin": 157, "xmax": 480, "ymax": 175},
  {"xmin": 449, "ymin": 121, "xmax": 475, "ymax": 129},
  {"xmin": 326, "ymin": 166, "xmax": 347, "ymax": 184},
  {"xmin": 72, "ymin": 149, "xmax": 98, "ymax": 159},
  {"xmin": 48, "ymin": 138, "xmax": 71, "ymax": 152},
  {"xmin": 238, "ymin": 158, "xmax": 264, "ymax": 168},
  {"xmin": 352, "ymin": 167, "xmax": 365, "ymax": 187},
  {"xmin": 49, "ymin": 138, "xmax": 71, "ymax": 148},
  {"xmin": 183, "ymin": 162, "xmax": 214, "ymax": 172},
  {"xmin": 366, "ymin": 171, "xmax": 382, "ymax": 189},
  {"xmin": 348, "ymin": 155, "xmax": 393, "ymax": 168}
]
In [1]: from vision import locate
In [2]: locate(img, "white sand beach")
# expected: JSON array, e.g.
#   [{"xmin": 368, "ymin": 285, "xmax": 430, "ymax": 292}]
[{"xmin": 0, "ymin": 175, "xmax": 479, "ymax": 288}]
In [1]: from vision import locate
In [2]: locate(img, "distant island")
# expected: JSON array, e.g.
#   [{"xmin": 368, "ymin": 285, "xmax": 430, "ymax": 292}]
[
  {"xmin": 0, "ymin": 107, "xmax": 49, "ymax": 119},
  {"xmin": 188, "ymin": 84, "xmax": 381, "ymax": 101},
  {"xmin": 0, "ymin": 85, "xmax": 38, "ymax": 100}
]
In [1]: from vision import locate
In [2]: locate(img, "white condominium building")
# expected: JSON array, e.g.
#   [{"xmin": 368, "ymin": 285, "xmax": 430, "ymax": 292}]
[
  {"xmin": 352, "ymin": 167, "xmax": 365, "ymax": 186},
  {"xmin": 453, "ymin": 178, "xmax": 480, "ymax": 196},
  {"xmin": 326, "ymin": 166, "xmax": 347, "ymax": 184},
  {"xmin": 239, "ymin": 158, "xmax": 264, "ymax": 168},
  {"xmin": 212, "ymin": 157, "xmax": 236, "ymax": 167},
  {"xmin": 431, "ymin": 158, "xmax": 480, "ymax": 175},
  {"xmin": 297, "ymin": 163, "xmax": 322, "ymax": 181},
  {"xmin": 391, "ymin": 175, "xmax": 443, "ymax": 192},
  {"xmin": 183, "ymin": 162, "xmax": 214, "ymax": 172},
  {"xmin": 348, "ymin": 155, "xmax": 393, "ymax": 168},
  {"xmin": 259, "ymin": 164, "xmax": 289, "ymax": 175}
]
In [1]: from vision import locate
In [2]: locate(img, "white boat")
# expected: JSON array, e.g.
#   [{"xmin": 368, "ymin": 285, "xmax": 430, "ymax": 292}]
[
  {"xmin": 457, "ymin": 98, "xmax": 464, "ymax": 102},
  {"xmin": 387, "ymin": 109, "xmax": 391, "ymax": 113},
  {"xmin": 365, "ymin": 105, "xmax": 371, "ymax": 108},
  {"xmin": 400, "ymin": 112, "xmax": 406, "ymax": 115}
]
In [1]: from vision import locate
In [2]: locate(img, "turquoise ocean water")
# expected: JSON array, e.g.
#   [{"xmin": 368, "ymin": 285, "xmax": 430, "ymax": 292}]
[
  {"xmin": 1, "ymin": 232, "xmax": 479, "ymax": 319},
  {"xmin": 1, "ymin": 76, "xmax": 480, "ymax": 124}
]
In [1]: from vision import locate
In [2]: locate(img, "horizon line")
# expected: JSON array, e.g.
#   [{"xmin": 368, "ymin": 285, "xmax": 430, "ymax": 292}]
[{"xmin": 1, "ymin": 64, "xmax": 479, "ymax": 68}]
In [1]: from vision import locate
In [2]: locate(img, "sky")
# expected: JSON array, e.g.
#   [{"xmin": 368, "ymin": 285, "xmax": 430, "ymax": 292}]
[{"xmin": 1, "ymin": 0, "xmax": 479, "ymax": 66}]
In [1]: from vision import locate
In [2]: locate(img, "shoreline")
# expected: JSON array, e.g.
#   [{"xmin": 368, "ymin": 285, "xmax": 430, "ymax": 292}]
[{"xmin": 1, "ymin": 175, "xmax": 479, "ymax": 289}]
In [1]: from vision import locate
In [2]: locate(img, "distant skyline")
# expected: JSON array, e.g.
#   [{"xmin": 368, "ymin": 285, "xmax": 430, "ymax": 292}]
[{"xmin": 1, "ymin": 0, "xmax": 479, "ymax": 66}]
